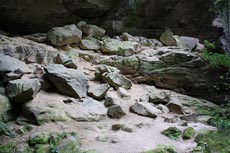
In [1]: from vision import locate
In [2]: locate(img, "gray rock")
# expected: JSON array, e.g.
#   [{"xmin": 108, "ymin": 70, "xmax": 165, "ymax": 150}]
[
  {"xmin": 130, "ymin": 102, "xmax": 161, "ymax": 118},
  {"xmin": 3, "ymin": 69, "xmax": 23, "ymax": 83},
  {"xmin": 156, "ymin": 104, "xmax": 170, "ymax": 114},
  {"xmin": 117, "ymin": 87, "xmax": 131, "ymax": 100},
  {"xmin": 0, "ymin": 94, "xmax": 11, "ymax": 122},
  {"xmin": 107, "ymin": 105, "xmax": 126, "ymax": 118},
  {"xmin": 23, "ymin": 33, "xmax": 47, "ymax": 43},
  {"xmin": 180, "ymin": 36, "xmax": 199, "ymax": 50},
  {"xmin": 104, "ymin": 95, "xmax": 119, "ymax": 107},
  {"xmin": 45, "ymin": 64, "xmax": 88, "ymax": 98},
  {"xmin": 102, "ymin": 72, "xmax": 132, "ymax": 90},
  {"xmin": 88, "ymin": 84, "xmax": 110, "ymax": 100},
  {"xmin": 79, "ymin": 39, "xmax": 100, "ymax": 50},
  {"xmin": 48, "ymin": 24, "xmax": 82, "ymax": 46},
  {"xmin": 167, "ymin": 101, "xmax": 185, "ymax": 114},
  {"xmin": 95, "ymin": 64, "xmax": 120, "ymax": 80},
  {"xmin": 160, "ymin": 29, "xmax": 177, "ymax": 46},
  {"xmin": 146, "ymin": 87, "xmax": 171, "ymax": 104},
  {"xmin": 6, "ymin": 78, "xmax": 41, "ymax": 103},
  {"xmin": 54, "ymin": 53, "xmax": 78, "ymax": 69},
  {"xmin": 83, "ymin": 24, "xmax": 106, "ymax": 39},
  {"xmin": 0, "ymin": 54, "xmax": 31, "ymax": 77}
]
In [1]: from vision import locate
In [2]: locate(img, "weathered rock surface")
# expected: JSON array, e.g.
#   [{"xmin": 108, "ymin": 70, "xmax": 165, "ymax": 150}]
[
  {"xmin": 107, "ymin": 105, "xmax": 126, "ymax": 118},
  {"xmin": 5, "ymin": 78, "xmax": 41, "ymax": 103},
  {"xmin": 130, "ymin": 102, "xmax": 161, "ymax": 119},
  {"xmin": 0, "ymin": 94, "xmax": 11, "ymax": 122},
  {"xmin": 48, "ymin": 24, "xmax": 82, "ymax": 46},
  {"xmin": 80, "ymin": 38, "xmax": 100, "ymax": 50},
  {"xmin": 82, "ymin": 24, "xmax": 106, "ymax": 39},
  {"xmin": 88, "ymin": 83, "xmax": 110, "ymax": 100},
  {"xmin": 45, "ymin": 64, "xmax": 88, "ymax": 98}
]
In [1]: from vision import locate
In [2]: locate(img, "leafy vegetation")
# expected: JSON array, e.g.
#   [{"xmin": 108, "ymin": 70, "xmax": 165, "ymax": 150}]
[
  {"xmin": 0, "ymin": 122, "xmax": 14, "ymax": 138},
  {"xmin": 161, "ymin": 127, "xmax": 181, "ymax": 140},
  {"xmin": 143, "ymin": 145, "xmax": 176, "ymax": 153}
]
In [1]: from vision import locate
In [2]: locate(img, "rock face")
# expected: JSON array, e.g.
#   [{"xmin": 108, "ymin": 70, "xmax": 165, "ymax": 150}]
[
  {"xmin": 45, "ymin": 64, "xmax": 88, "ymax": 98},
  {"xmin": 48, "ymin": 24, "xmax": 82, "ymax": 46},
  {"xmin": 0, "ymin": 0, "xmax": 217, "ymax": 40},
  {"xmin": 5, "ymin": 78, "xmax": 41, "ymax": 103}
]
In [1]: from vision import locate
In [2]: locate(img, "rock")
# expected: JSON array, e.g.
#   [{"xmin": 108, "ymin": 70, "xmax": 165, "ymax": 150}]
[
  {"xmin": 57, "ymin": 134, "xmax": 81, "ymax": 153},
  {"xmin": 23, "ymin": 33, "xmax": 47, "ymax": 43},
  {"xmin": 0, "ymin": 95, "xmax": 11, "ymax": 122},
  {"xmin": 88, "ymin": 83, "xmax": 110, "ymax": 100},
  {"xmin": 156, "ymin": 104, "xmax": 170, "ymax": 114},
  {"xmin": 48, "ymin": 24, "xmax": 82, "ymax": 46},
  {"xmin": 100, "ymin": 38, "xmax": 139, "ymax": 56},
  {"xmin": 77, "ymin": 21, "xmax": 87, "ymax": 30},
  {"xmin": 107, "ymin": 105, "xmax": 126, "ymax": 118},
  {"xmin": 183, "ymin": 127, "xmax": 195, "ymax": 139},
  {"xmin": 5, "ymin": 78, "xmax": 41, "ymax": 103},
  {"xmin": 83, "ymin": 24, "xmax": 106, "ymax": 39},
  {"xmin": 79, "ymin": 39, "xmax": 100, "ymax": 50},
  {"xmin": 180, "ymin": 36, "xmax": 199, "ymax": 50},
  {"xmin": 160, "ymin": 29, "xmax": 177, "ymax": 46},
  {"xmin": 29, "ymin": 132, "xmax": 51, "ymax": 145},
  {"xmin": 96, "ymin": 136, "xmax": 109, "ymax": 142},
  {"xmin": 167, "ymin": 101, "xmax": 185, "ymax": 114},
  {"xmin": 0, "ymin": 54, "xmax": 31, "ymax": 77},
  {"xmin": 117, "ymin": 87, "xmax": 131, "ymax": 100},
  {"xmin": 112, "ymin": 124, "xmax": 133, "ymax": 133},
  {"xmin": 45, "ymin": 64, "xmax": 88, "ymax": 98},
  {"xmin": 95, "ymin": 65, "xmax": 120, "ymax": 80},
  {"xmin": 145, "ymin": 87, "xmax": 171, "ymax": 104},
  {"xmin": 130, "ymin": 102, "xmax": 161, "ymax": 119},
  {"xmin": 164, "ymin": 117, "xmax": 179, "ymax": 123},
  {"xmin": 104, "ymin": 94, "xmax": 119, "ymax": 107},
  {"xmin": 102, "ymin": 72, "xmax": 132, "ymax": 90},
  {"xmin": 55, "ymin": 53, "xmax": 78, "ymax": 69},
  {"xmin": 2, "ymin": 69, "xmax": 23, "ymax": 83},
  {"xmin": 161, "ymin": 127, "xmax": 182, "ymax": 140}
]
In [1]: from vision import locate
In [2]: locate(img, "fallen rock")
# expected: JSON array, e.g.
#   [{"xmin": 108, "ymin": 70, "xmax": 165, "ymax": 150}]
[
  {"xmin": 2, "ymin": 69, "xmax": 23, "ymax": 83},
  {"xmin": 145, "ymin": 87, "xmax": 171, "ymax": 104},
  {"xmin": 45, "ymin": 64, "xmax": 88, "ymax": 98},
  {"xmin": 5, "ymin": 78, "xmax": 41, "ymax": 103},
  {"xmin": 82, "ymin": 24, "xmax": 106, "ymax": 39},
  {"xmin": 79, "ymin": 38, "xmax": 100, "ymax": 50},
  {"xmin": 111, "ymin": 124, "xmax": 133, "ymax": 133},
  {"xmin": 102, "ymin": 72, "xmax": 132, "ymax": 90},
  {"xmin": 104, "ymin": 94, "xmax": 120, "ymax": 107},
  {"xmin": 0, "ymin": 94, "xmax": 11, "ymax": 122},
  {"xmin": 107, "ymin": 105, "xmax": 126, "ymax": 118},
  {"xmin": 156, "ymin": 104, "xmax": 170, "ymax": 114},
  {"xmin": 48, "ymin": 24, "xmax": 82, "ymax": 46},
  {"xmin": 160, "ymin": 29, "xmax": 177, "ymax": 46},
  {"xmin": 130, "ymin": 102, "xmax": 161, "ymax": 119},
  {"xmin": 55, "ymin": 53, "xmax": 78, "ymax": 69},
  {"xmin": 180, "ymin": 36, "xmax": 199, "ymax": 50},
  {"xmin": 95, "ymin": 64, "xmax": 120, "ymax": 80},
  {"xmin": 0, "ymin": 54, "xmax": 31, "ymax": 77},
  {"xmin": 88, "ymin": 83, "xmax": 110, "ymax": 100},
  {"xmin": 117, "ymin": 87, "xmax": 131, "ymax": 100},
  {"xmin": 167, "ymin": 101, "xmax": 185, "ymax": 114}
]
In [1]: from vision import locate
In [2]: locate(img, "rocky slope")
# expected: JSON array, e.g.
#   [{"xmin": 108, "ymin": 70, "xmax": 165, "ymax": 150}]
[
  {"xmin": 0, "ymin": 0, "xmax": 219, "ymax": 40},
  {"xmin": 0, "ymin": 22, "xmax": 227, "ymax": 153}
]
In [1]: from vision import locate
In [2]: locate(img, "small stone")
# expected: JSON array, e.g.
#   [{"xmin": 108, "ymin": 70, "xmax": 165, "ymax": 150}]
[
  {"xmin": 107, "ymin": 105, "xmax": 126, "ymax": 118},
  {"xmin": 117, "ymin": 87, "xmax": 131, "ymax": 100},
  {"xmin": 104, "ymin": 96, "xmax": 119, "ymax": 107},
  {"xmin": 88, "ymin": 84, "xmax": 110, "ymax": 100},
  {"xmin": 167, "ymin": 102, "xmax": 185, "ymax": 114}
]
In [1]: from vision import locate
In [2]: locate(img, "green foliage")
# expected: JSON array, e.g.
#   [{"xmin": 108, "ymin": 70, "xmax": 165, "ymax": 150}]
[
  {"xmin": 183, "ymin": 127, "xmax": 195, "ymax": 139},
  {"xmin": 161, "ymin": 127, "xmax": 181, "ymax": 140},
  {"xmin": 202, "ymin": 51, "xmax": 230, "ymax": 68},
  {"xmin": 194, "ymin": 130, "xmax": 230, "ymax": 153},
  {"xmin": 0, "ymin": 122, "xmax": 14, "ymax": 138},
  {"xmin": 207, "ymin": 109, "xmax": 230, "ymax": 130},
  {"xmin": 143, "ymin": 145, "xmax": 176, "ymax": 153}
]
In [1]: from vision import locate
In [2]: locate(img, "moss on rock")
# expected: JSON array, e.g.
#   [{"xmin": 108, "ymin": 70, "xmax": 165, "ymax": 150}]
[
  {"xmin": 162, "ymin": 127, "xmax": 181, "ymax": 140},
  {"xmin": 183, "ymin": 127, "xmax": 195, "ymax": 139}
]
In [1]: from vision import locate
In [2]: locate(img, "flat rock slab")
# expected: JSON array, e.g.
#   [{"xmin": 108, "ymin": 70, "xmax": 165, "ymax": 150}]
[
  {"xmin": 45, "ymin": 64, "xmax": 88, "ymax": 98},
  {"xmin": 88, "ymin": 83, "xmax": 110, "ymax": 100}
]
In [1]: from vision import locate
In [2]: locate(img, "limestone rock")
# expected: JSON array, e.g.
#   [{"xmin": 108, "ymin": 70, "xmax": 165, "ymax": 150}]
[
  {"xmin": 80, "ymin": 38, "xmax": 100, "ymax": 50},
  {"xmin": 45, "ymin": 64, "xmax": 88, "ymax": 98},
  {"xmin": 48, "ymin": 24, "xmax": 82, "ymax": 46},
  {"xmin": 130, "ymin": 102, "xmax": 161, "ymax": 118},
  {"xmin": 5, "ymin": 78, "xmax": 41, "ymax": 103},
  {"xmin": 95, "ymin": 65, "xmax": 120, "ymax": 80},
  {"xmin": 180, "ymin": 36, "xmax": 199, "ymax": 50},
  {"xmin": 102, "ymin": 72, "xmax": 132, "ymax": 90},
  {"xmin": 55, "ymin": 53, "xmax": 78, "ymax": 69},
  {"xmin": 107, "ymin": 105, "xmax": 126, "ymax": 118},
  {"xmin": 0, "ymin": 94, "xmax": 11, "ymax": 122},
  {"xmin": 0, "ymin": 54, "xmax": 31, "ymax": 77},
  {"xmin": 83, "ymin": 24, "xmax": 106, "ymax": 39},
  {"xmin": 160, "ymin": 29, "xmax": 177, "ymax": 46},
  {"xmin": 88, "ymin": 83, "xmax": 110, "ymax": 100}
]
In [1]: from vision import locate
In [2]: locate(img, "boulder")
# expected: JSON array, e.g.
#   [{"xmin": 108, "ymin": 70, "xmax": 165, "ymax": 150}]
[
  {"xmin": 102, "ymin": 72, "xmax": 132, "ymax": 90},
  {"xmin": 48, "ymin": 24, "xmax": 82, "ymax": 46},
  {"xmin": 54, "ymin": 53, "xmax": 78, "ymax": 69},
  {"xmin": 160, "ymin": 29, "xmax": 177, "ymax": 46},
  {"xmin": 88, "ymin": 83, "xmax": 110, "ymax": 100},
  {"xmin": 82, "ymin": 24, "xmax": 106, "ymax": 39},
  {"xmin": 79, "ymin": 39, "xmax": 100, "ymax": 50},
  {"xmin": 45, "ymin": 64, "xmax": 88, "ymax": 98},
  {"xmin": 130, "ymin": 102, "xmax": 161, "ymax": 118},
  {"xmin": 5, "ymin": 78, "xmax": 41, "ymax": 103},
  {"xmin": 107, "ymin": 105, "xmax": 126, "ymax": 118},
  {"xmin": 0, "ymin": 94, "xmax": 11, "ymax": 122},
  {"xmin": 0, "ymin": 54, "xmax": 31, "ymax": 77},
  {"xmin": 180, "ymin": 36, "xmax": 199, "ymax": 50},
  {"xmin": 145, "ymin": 87, "xmax": 171, "ymax": 104}
]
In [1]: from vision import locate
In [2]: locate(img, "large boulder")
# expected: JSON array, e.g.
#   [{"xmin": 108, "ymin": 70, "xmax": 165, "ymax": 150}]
[
  {"xmin": 130, "ymin": 102, "xmax": 161, "ymax": 119},
  {"xmin": 82, "ymin": 24, "xmax": 106, "ymax": 39},
  {"xmin": 45, "ymin": 64, "xmax": 88, "ymax": 98},
  {"xmin": 48, "ymin": 24, "xmax": 82, "ymax": 46},
  {"xmin": 0, "ymin": 54, "xmax": 31, "ymax": 77},
  {"xmin": 5, "ymin": 78, "xmax": 41, "ymax": 103}
]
